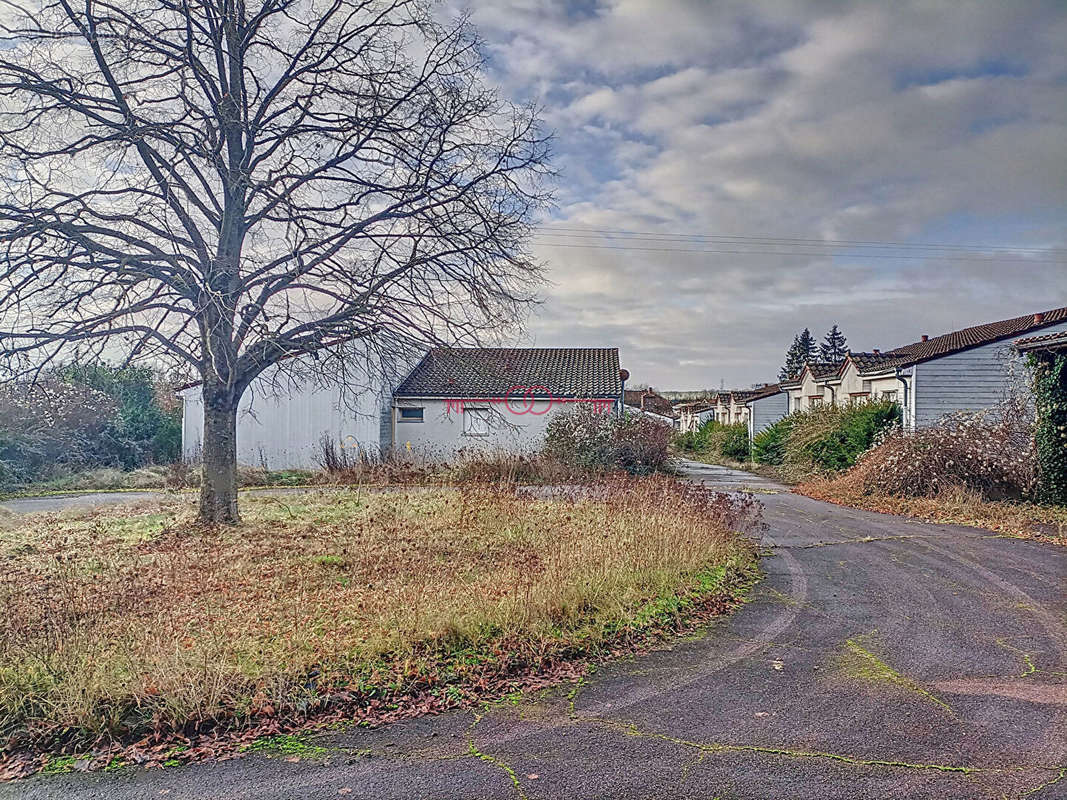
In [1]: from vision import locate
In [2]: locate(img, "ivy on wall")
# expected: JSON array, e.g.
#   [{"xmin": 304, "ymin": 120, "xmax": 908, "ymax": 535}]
[{"xmin": 1028, "ymin": 352, "xmax": 1067, "ymax": 506}]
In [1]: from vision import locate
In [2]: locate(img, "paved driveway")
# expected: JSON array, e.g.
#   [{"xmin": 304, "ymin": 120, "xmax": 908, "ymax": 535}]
[{"xmin": 6, "ymin": 462, "xmax": 1066, "ymax": 799}]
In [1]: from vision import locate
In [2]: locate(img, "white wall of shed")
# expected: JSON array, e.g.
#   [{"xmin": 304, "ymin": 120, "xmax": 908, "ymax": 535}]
[{"xmin": 180, "ymin": 374, "xmax": 389, "ymax": 470}]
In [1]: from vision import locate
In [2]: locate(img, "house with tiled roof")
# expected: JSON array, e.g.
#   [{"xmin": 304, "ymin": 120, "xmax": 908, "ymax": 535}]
[
  {"xmin": 838, "ymin": 306, "xmax": 1067, "ymax": 429},
  {"xmin": 711, "ymin": 390, "xmax": 751, "ymax": 426},
  {"xmin": 623, "ymin": 387, "xmax": 677, "ymax": 419},
  {"xmin": 179, "ymin": 346, "xmax": 625, "ymax": 467},
  {"xmin": 782, "ymin": 361, "xmax": 845, "ymax": 414},
  {"xmin": 392, "ymin": 348, "xmax": 624, "ymax": 458}
]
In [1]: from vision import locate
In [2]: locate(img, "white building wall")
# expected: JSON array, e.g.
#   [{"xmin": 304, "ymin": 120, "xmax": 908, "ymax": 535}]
[
  {"xmin": 392, "ymin": 398, "xmax": 619, "ymax": 460},
  {"xmin": 798, "ymin": 372, "xmax": 824, "ymax": 410},
  {"xmin": 179, "ymin": 372, "xmax": 389, "ymax": 469},
  {"xmin": 747, "ymin": 393, "xmax": 789, "ymax": 441}
]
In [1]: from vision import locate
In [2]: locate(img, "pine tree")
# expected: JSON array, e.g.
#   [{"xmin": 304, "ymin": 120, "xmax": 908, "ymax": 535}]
[
  {"xmin": 778, "ymin": 336, "xmax": 800, "ymax": 381},
  {"xmin": 797, "ymin": 328, "xmax": 817, "ymax": 363},
  {"xmin": 819, "ymin": 324, "xmax": 848, "ymax": 362}
]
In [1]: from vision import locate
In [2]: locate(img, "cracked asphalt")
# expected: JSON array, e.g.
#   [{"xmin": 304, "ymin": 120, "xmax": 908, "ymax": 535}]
[{"xmin": 5, "ymin": 460, "xmax": 1066, "ymax": 799}]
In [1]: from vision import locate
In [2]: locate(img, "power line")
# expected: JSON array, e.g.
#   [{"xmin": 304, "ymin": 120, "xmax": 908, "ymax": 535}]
[
  {"xmin": 538, "ymin": 226, "xmax": 1067, "ymax": 255},
  {"xmin": 530, "ymin": 239, "xmax": 1067, "ymax": 263}
]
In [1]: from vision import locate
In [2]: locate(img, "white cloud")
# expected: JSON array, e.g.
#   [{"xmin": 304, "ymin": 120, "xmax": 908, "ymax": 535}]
[{"xmin": 461, "ymin": 0, "xmax": 1067, "ymax": 386}]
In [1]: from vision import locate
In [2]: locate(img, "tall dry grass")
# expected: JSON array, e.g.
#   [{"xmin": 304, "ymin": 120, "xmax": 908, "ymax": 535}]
[{"xmin": 0, "ymin": 477, "xmax": 759, "ymax": 753}]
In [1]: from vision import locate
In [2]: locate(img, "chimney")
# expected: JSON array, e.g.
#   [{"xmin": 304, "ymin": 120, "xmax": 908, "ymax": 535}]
[
  {"xmin": 872, "ymin": 349, "xmax": 880, "ymax": 355},
  {"xmin": 921, "ymin": 335, "xmax": 928, "ymax": 342},
  {"xmin": 1034, "ymin": 312, "xmax": 1046, "ymax": 324}
]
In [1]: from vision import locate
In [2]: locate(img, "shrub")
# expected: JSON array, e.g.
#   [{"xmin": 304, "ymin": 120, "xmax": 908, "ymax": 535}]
[
  {"xmin": 1027, "ymin": 352, "xmax": 1067, "ymax": 505},
  {"xmin": 840, "ymin": 404, "xmax": 1036, "ymax": 501},
  {"xmin": 751, "ymin": 417, "xmax": 792, "ymax": 465},
  {"xmin": 708, "ymin": 422, "xmax": 750, "ymax": 461},
  {"xmin": 783, "ymin": 400, "xmax": 901, "ymax": 475},
  {"xmin": 675, "ymin": 419, "xmax": 749, "ymax": 462},
  {"xmin": 0, "ymin": 365, "xmax": 181, "ymax": 491},
  {"xmin": 545, "ymin": 406, "xmax": 671, "ymax": 475}
]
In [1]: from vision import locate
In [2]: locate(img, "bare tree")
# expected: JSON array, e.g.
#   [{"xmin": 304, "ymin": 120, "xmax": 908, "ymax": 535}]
[{"xmin": 0, "ymin": 0, "xmax": 551, "ymax": 522}]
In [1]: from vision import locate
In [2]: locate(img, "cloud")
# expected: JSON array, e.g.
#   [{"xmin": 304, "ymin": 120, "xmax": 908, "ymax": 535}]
[{"xmin": 459, "ymin": 0, "xmax": 1067, "ymax": 387}]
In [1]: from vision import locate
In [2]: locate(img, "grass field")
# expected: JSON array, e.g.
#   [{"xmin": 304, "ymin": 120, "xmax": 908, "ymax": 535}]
[{"xmin": 0, "ymin": 477, "xmax": 760, "ymax": 766}]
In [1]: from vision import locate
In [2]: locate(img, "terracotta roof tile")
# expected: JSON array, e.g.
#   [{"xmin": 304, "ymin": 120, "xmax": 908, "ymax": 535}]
[
  {"xmin": 806, "ymin": 361, "xmax": 844, "ymax": 380},
  {"xmin": 1014, "ymin": 331, "xmax": 1067, "ymax": 351},
  {"xmin": 744, "ymin": 383, "xmax": 783, "ymax": 402},
  {"xmin": 885, "ymin": 306, "xmax": 1067, "ymax": 365},
  {"xmin": 623, "ymin": 389, "xmax": 676, "ymax": 417},
  {"xmin": 848, "ymin": 352, "xmax": 899, "ymax": 375}
]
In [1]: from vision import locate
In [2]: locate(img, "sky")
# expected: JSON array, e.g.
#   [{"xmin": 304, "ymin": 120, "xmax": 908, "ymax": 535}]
[{"xmin": 452, "ymin": 0, "xmax": 1067, "ymax": 390}]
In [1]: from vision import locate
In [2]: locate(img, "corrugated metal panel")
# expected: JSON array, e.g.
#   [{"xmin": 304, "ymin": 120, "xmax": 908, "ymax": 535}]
[
  {"xmin": 747, "ymin": 393, "xmax": 788, "ymax": 441},
  {"xmin": 180, "ymin": 372, "xmax": 387, "ymax": 470}
]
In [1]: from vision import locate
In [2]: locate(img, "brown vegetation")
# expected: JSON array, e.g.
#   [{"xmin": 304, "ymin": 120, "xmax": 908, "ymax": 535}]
[{"xmin": 0, "ymin": 477, "xmax": 760, "ymax": 771}]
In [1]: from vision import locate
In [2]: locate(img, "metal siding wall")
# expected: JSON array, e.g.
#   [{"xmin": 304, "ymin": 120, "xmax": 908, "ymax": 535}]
[
  {"xmin": 749, "ymin": 393, "xmax": 789, "ymax": 439},
  {"xmin": 180, "ymin": 374, "xmax": 386, "ymax": 470},
  {"xmin": 180, "ymin": 389, "xmax": 205, "ymax": 461},
  {"xmin": 912, "ymin": 320, "xmax": 1067, "ymax": 428}
]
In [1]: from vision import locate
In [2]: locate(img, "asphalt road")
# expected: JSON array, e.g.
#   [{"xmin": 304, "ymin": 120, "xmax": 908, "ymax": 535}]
[{"xmin": 6, "ymin": 462, "xmax": 1066, "ymax": 799}]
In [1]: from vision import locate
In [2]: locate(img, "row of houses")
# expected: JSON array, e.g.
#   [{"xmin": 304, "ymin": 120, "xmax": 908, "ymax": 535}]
[
  {"xmin": 179, "ymin": 305, "xmax": 1067, "ymax": 468},
  {"xmin": 737, "ymin": 306, "xmax": 1067, "ymax": 441}
]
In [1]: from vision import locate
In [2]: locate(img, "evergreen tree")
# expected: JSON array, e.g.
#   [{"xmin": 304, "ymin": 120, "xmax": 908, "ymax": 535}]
[
  {"xmin": 797, "ymin": 328, "xmax": 817, "ymax": 363},
  {"xmin": 778, "ymin": 336, "xmax": 800, "ymax": 381},
  {"xmin": 819, "ymin": 324, "xmax": 848, "ymax": 362}
]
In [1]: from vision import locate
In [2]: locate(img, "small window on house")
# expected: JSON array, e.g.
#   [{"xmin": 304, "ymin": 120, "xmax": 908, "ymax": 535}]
[
  {"xmin": 861, "ymin": 380, "xmax": 872, "ymax": 392},
  {"xmin": 463, "ymin": 407, "xmax": 491, "ymax": 437},
  {"xmin": 398, "ymin": 407, "xmax": 424, "ymax": 422},
  {"xmin": 880, "ymin": 390, "xmax": 898, "ymax": 402},
  {"xmin": 810, "ymin": 397, "xmax": 823, "ymax": 406}
]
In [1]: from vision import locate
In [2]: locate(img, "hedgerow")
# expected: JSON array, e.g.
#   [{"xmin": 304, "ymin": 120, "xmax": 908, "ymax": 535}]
[{"xmin": 781, "ymin": 400, "xmax": 901, "ymax": 476}]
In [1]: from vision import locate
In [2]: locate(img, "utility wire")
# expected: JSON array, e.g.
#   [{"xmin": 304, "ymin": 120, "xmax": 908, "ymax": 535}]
[
  {"xmin": 537, "ymin": 226, "xmax": 1067, "ymax": 255},
  {"xmin": 530, "ymin": 239, "xmax": 1066, "ymax": 263}
]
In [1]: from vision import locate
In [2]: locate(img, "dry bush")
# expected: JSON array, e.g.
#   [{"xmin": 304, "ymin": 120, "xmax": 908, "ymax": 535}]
[
  {"xmin": 0, "ymin": 478, "xmax": 760, "ymax": 753},
  {"xmin": 839, "ymin": 404, "xmax": 1036, "ymax": 501},
  {"xmin": 545, "ymin": 406, "xmax": 672, "ymax": 475}
]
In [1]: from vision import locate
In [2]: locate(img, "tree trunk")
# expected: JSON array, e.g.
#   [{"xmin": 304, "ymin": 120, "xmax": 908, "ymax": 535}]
[{"xmin": 199, "ymin": 386, "xmax": 240, "ymax": 524}]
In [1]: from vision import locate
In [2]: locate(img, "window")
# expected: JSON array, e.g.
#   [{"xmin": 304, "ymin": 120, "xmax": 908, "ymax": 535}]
[
  {"xmin": 880, "ymin": 390, "xmax": 898, "ymax": 402},
  {"xmin": 463, "ymin": 407, "xmax": 491, "ymax": 437},
  {"xmin": 398, "ymin": 407, "xmax": 424, "ymax": 422}
]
